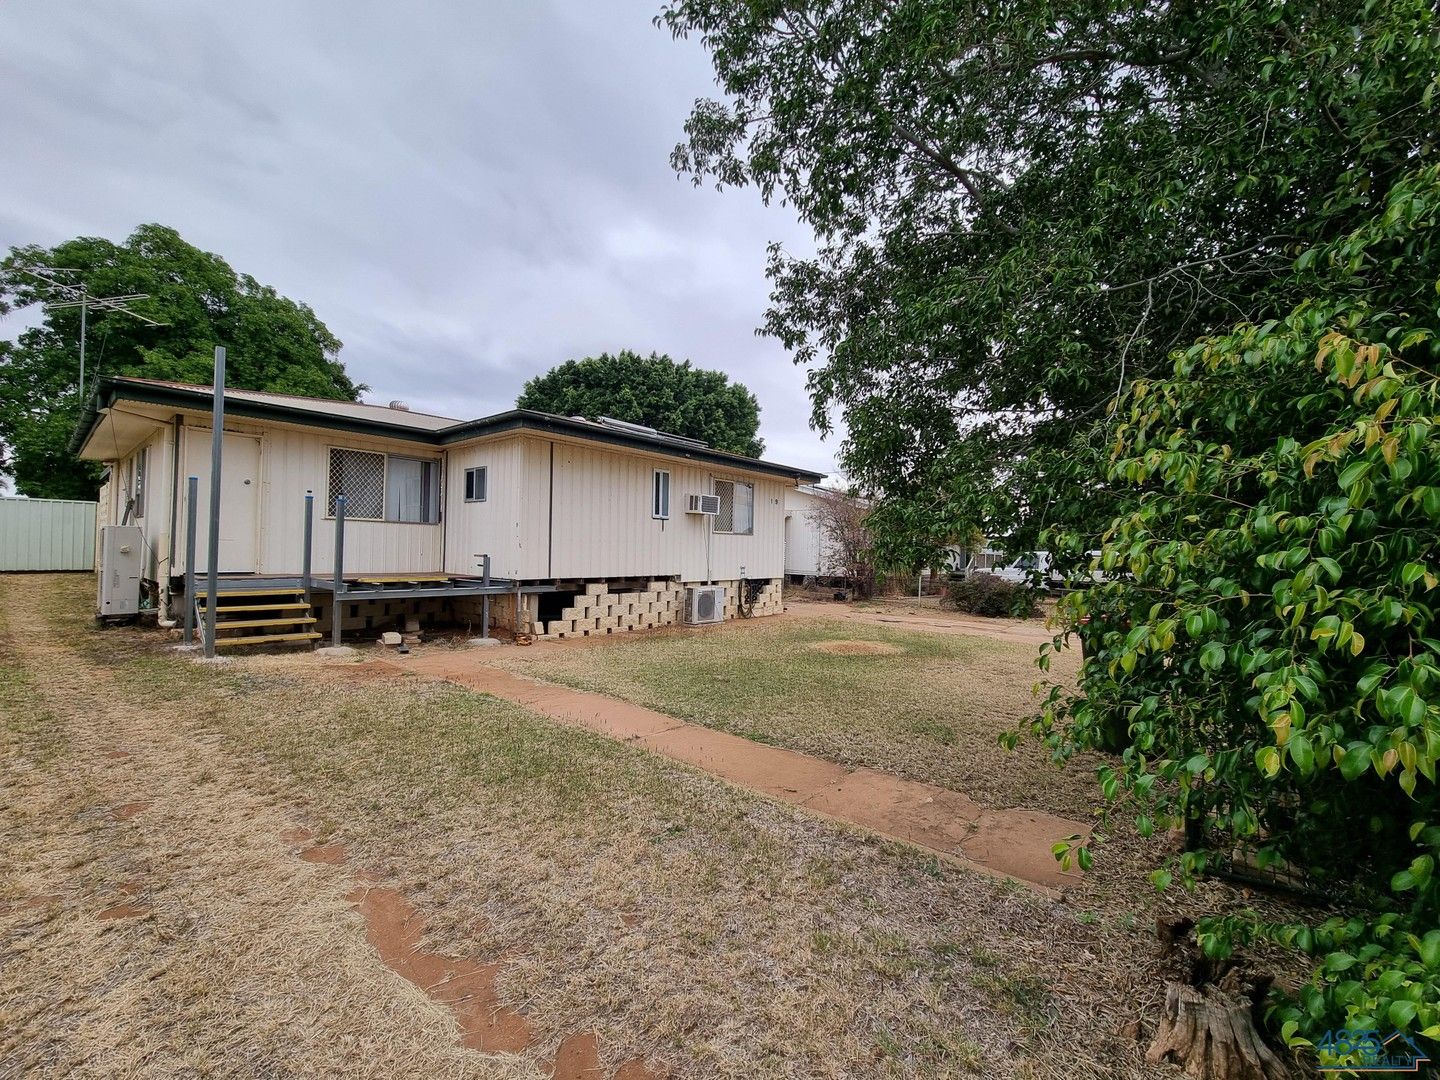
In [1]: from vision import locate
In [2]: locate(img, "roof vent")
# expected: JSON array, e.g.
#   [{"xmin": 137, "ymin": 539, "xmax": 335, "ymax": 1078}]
[{"xmin": 388, "ymin": 400, "xmax": 410, "ymax": 411}]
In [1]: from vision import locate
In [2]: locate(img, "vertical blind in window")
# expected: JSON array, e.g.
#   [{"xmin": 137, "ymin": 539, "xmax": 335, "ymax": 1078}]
[
  {"xmin": 386, "ymin": 456, "xmax": 439, "ymax": 523},
  {"xmin": 652, "ymin": 469, "xmax": 670, "ymax": 519}
]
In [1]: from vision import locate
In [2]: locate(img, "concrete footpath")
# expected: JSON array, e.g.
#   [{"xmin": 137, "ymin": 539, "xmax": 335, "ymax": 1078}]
[{"xmin": 361, "ymin": 654, "xmax": 1090, "ymax": 893}]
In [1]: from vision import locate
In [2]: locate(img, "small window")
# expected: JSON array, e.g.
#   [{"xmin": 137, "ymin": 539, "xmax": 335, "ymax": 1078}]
[
  {"xmin": 465, "ymin": 466, "xmax": 487, "ymax": 502},
  {"xmin": 713, "ymin": 478, "xmax": 754, "ymax": 535},
  {"xmin": 386, "ymin": 456, "xmax": 439, "ymax": 523},
  {"xmin": 132, "ymin": 447, "xmax": 147, "ymax": 519},
  {"xmin": 652, "ymin": 469, "xmax": 670, "ymax": 519}
]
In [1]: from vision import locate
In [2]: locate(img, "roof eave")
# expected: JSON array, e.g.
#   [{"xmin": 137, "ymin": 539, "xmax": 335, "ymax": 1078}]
[
  {"xmin": 72, "ymin": 377, "xmax": 827, "ymax": 484},
  {"xmin": 70, "ymin": 377, "xmax": 439, "ymax": 453},
  {"xmin": 441, "ymin": 411, "xmax": 825, "ymax": 483}
]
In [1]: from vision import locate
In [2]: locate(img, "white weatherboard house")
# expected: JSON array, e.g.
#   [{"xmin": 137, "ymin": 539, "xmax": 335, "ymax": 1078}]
[{"xmin": 73, "ymin": 377, "xmax": 824, "ymax": 646}]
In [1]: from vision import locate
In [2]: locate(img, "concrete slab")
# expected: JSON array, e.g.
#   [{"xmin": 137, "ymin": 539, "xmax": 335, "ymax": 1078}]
[
  {"xmin": 959, "ymin": 810, "xmax": 1089, "ymax": 891},
  {"xmin": 801, "ymin": 768, "xmax": 984, "ymax": 852},
  {"xmin": 636, "ymin": 725, "xmax": 851, "ymax": 803}
]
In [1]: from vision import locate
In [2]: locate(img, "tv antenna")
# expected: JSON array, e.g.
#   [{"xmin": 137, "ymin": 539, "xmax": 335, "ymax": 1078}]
[{"xmin": 5, "ymin": 265, "xmax": 166, "ymax": 399}]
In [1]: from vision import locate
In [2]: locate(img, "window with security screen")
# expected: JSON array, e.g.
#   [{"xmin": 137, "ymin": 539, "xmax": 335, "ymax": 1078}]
[
  {"xmin": 328, "ymin": 448, "xmax": 385, "ymax": 519},
  {"xmin": 712, "ymin": 478, "xmax": 754, "ymax": 535}
]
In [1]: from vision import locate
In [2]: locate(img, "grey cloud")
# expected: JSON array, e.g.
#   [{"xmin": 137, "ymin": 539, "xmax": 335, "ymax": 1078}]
[{"xmin": 0, "ymin": 0, "xmax": 843, "ymax": 475}]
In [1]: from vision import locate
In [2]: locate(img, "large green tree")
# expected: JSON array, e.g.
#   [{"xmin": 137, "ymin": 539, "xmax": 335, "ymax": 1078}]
[
  {"xmin": 517, "ymin": 350, "xmax": 764, "ymax": 456},
  {"xmin": 0, "ymin": 224, "xmax": 361, "ymax": 498},
  {"xmin": 660, "ymin": 0, "xmax": 1438, "ymax": 565}
]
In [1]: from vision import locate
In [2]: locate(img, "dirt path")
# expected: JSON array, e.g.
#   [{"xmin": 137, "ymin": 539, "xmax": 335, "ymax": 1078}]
[
  {"xmin": 366, "ymin": 654, "xmax": 1090, "ymax": 892},
  {"xmin": 0, "ymin": 578, "xmax": 647, "ymax": 1078},
  {"xmin": 782, "ymin": 598, "xmax": 1055, "ymax": 645}
]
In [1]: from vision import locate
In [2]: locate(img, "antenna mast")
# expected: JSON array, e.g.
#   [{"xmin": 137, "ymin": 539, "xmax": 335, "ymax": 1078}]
[{"xmin": 5, "ymin": 265, "xmax": 166, "ymax": 399}]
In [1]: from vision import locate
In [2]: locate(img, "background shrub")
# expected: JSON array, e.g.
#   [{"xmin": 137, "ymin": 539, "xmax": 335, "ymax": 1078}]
[{"xmin": 948, "ymin": 574, "xmax": 1037, "ymax": 618}]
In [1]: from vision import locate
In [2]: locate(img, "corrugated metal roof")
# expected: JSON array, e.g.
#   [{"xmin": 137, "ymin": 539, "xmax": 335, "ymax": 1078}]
[
  {"xmin": 74, "ymin": 376, "xmax": 827, "ymax": 484},
  {"xmin": 114, "ymin": 377, "xmax": 459, "ymax": 431}
]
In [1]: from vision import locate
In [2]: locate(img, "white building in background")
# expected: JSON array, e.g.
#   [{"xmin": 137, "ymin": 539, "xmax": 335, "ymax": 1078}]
[{"xmin": 783, "ymin": 483, "xmax": 849, "ymax": 580}]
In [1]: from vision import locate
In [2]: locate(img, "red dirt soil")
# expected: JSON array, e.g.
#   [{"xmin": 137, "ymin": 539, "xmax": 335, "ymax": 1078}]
[
  {"xmin": 97, "ymin": 901, "xmax": 152, "ymax": 921},
  {"xmin": 298, "ymin": 843, "xmax": 347, "ymax": 865},
  {"xmin": 289, "ymin": 830, "xmax": 662, "ymax": 1077},
  {"xmin": 345, "ymin": 882, "xmax": 533, "ymax": 1055}
]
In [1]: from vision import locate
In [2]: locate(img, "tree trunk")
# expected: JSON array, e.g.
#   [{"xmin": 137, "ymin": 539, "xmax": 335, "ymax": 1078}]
[{"xmin": 1145, "ymin": 970, "xmax": 1291, "ymax": 1079}]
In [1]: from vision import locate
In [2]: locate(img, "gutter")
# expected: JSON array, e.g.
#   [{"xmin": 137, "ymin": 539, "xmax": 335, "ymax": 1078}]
[{"xmin": 440, "ymin": 410, "xmax": 826, "ymax": 484}]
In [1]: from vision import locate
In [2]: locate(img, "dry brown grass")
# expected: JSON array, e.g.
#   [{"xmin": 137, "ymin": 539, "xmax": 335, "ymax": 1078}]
[
  {"xmin": 485, "ymin": 615, "xmax": 1091, "ymax": 820},
  {"xmin": 0, "ymin": 577, "xmax": 516, "ymax": 1079},
  {"xmin": 1, "ymin": 575, "xmax": 1189, "ymax": 1079}
]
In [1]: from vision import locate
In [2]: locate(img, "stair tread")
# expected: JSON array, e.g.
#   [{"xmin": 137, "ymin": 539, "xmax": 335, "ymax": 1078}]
[
  {"xmin": 197, "ymin": 601, "xmax": 310, "ymax": 613},
  {"xmin": 211, "ymin": 589, "xmax": 307, "ymax": 598},
  {"xmin": 212, "ymin": 616, "xmax": 318, "ymax": 630},
  {"xmin": 212, "ymin": 632, "xmax": 322, "ymax": 647}
]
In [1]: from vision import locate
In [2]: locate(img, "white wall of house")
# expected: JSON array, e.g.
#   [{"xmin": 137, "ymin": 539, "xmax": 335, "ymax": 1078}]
[
  {"xmin": 107, "ymin": 424, "xmax": 174, "ymax": 581},
  {"xmin": 443, "ymin": 435, "xmax": 529, "ymax": 579},
  {"xmin": 167, "ymin": 417, "xmax": 444, "ymax": 577},
  {"xmin": 445, "ymin": 434, "xmax": 788, "ymax": 582},
  {"xmin": 110, "ymin": 413, "xmax": 797, "ymax": 585}
]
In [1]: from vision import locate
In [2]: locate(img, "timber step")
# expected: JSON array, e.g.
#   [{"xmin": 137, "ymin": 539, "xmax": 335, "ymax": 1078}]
[
  {"xmin": 196, "ymin": 601, "xmax": 310, "ymax": 614},
  {"xmin": 213, "ymin": 632, "xmax": 322, "ymax": 648},
  {"xmin": 213, "ymin": 588, "xmax": 312, "ymax": 597},
  {"xmin": 213, "ymin": 616, "xmax": 319, "ymax": 631},
  {"xmin": 194, "ymin": 588, "xmax": 318, "ymax": 650}
]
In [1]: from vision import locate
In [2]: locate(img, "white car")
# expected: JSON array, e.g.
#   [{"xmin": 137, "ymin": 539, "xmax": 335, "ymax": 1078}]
[
  {"xmin": 981, "ymin": 550, "xmax": 1109, "ymax": 589},
  {"xmin": 986, "ymin": 551, "xmax": 1055, "ymax": 586}
]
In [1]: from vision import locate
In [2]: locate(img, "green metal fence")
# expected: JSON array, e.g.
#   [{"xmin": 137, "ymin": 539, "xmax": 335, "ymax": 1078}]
[{"xmin": 0, "ymin": 497, "xmax": 97, "ymax": 572}]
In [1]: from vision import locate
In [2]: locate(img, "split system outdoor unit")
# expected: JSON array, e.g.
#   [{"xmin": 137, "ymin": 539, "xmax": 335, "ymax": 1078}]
[
  {"xmin": 686, "ymin": 493, "xmax": 721, "ymax": 515},
  {"xmin": 98, "ymin": 525, "xmax": 144, "ymax": 618},
  {"xmin": 684, "ymin": 585, "xmax": 726, "ymax": 626}
]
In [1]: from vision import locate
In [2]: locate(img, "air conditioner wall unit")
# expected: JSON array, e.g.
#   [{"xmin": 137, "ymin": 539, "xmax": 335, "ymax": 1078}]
[
  {"xmin": 687, "ymin": 493, "xmax": 721, "ymax": 515},
  {"xmin": 684, "ymin": 584, "xmax": 726, "ymax": 626}
]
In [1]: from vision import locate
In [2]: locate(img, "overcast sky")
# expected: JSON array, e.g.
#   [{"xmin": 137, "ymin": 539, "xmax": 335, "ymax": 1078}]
[{"xmin": 0, "ymin": 1, "xmax": 840, "ymax": 475}]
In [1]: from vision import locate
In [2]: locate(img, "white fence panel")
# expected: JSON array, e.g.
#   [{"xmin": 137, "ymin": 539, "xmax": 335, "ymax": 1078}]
[{"xmin": 0, "ymin": 497, "xmax": 98, "ymax": 572}]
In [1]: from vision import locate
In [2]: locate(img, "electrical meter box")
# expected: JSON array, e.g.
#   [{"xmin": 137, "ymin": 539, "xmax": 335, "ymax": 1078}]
[{"xmin": 98, "ymin": 525, "xmax": 144, "ymax": 618}]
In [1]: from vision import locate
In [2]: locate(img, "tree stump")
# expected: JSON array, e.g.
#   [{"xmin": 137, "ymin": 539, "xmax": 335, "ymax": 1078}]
[{"xmin": 1145, "ymin": 969, "xmax": 1291, "ymax": 1079}]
